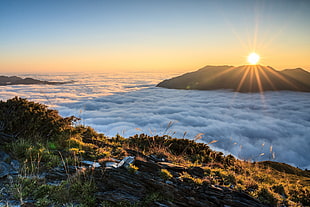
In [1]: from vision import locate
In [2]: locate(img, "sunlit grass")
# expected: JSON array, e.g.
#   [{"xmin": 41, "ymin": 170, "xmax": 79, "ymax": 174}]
[{"xmin": 1, "ymin": 97, "xmax": 309, "ymax": 206}]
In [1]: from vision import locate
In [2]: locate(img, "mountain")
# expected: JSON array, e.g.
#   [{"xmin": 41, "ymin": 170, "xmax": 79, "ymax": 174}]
[
  {"xmin": 157, "ymin": 65, "xmax": 310, "ymax": 92},
  {"xmin": 280, "ymin": 68, "xmax": 310, "ymax": 88},
  {"xmin": 0, "ymin": 75, "xmax": 73, "ymax": 86}
]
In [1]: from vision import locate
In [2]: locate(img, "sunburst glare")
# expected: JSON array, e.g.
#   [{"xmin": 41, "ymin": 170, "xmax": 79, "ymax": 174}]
[{"xmin": 247, "ymin": 53, "xmax": 260, "ymax": 65}]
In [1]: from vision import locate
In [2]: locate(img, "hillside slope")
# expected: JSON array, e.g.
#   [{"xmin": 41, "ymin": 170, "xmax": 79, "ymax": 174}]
[
  {"xmin": 0, "ymin": 97, "xmax": 309, "ymax": 206},
  {"xmin": 157, "ymin": 65, "xmax": 310, "ymax": 92}
]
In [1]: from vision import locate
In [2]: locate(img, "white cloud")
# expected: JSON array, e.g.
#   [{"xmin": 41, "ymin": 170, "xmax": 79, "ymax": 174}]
[{"xmin": 0, "ymin": 72, "xmax": 309, "ymax": 169}]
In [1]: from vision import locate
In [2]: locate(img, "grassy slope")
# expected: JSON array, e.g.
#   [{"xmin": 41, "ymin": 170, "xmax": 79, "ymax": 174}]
[{"xmin": 0, "ymin": 97, "xmax": 309, "ymax": 206}]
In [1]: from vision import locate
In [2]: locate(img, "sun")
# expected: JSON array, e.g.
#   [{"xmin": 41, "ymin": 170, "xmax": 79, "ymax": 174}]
[{"xmin": 247, "ymin": 53, "xmax": 260, "ymax": 65}]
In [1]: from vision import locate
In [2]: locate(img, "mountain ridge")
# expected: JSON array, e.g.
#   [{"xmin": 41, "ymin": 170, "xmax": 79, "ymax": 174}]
[
  {"xmin": 157, "ymin": 65, "xmax": 310, "ymax": 92},
  {"xmin": 0, "ymin": 75, "xmax": 73, "ymax": 86}
]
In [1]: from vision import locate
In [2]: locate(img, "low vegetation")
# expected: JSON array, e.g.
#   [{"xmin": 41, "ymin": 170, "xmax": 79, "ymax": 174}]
[{"xmin": 0, "ymin": 97, "xmax": 309, "ymax": 206}]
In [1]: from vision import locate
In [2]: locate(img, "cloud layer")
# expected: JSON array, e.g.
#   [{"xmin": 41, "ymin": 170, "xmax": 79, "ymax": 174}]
[{"xmin": 1, "ymin": 72, "xmax": 309, "ymax": 168}]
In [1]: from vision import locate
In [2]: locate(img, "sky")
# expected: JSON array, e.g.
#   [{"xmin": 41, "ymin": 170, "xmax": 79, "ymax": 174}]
[{"xmin": 1, "ymin": 0, "xmax": 309, "ymax": 73}]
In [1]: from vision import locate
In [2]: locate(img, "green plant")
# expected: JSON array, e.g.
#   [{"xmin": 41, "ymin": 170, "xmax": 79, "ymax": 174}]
[
  {"xmin": 8, "ymin": 139, "xmax": 61, "ymax": 173},
  {"xmin": 143, "ymin": 192, "xmax": 165, "ymax": 204},
  {"xmin": 0, "ymin": 97, "xmax": 77, "ymax": 144},
  {"xmin": 128, "ymin": 164, "xmax": 139, "ymax": 174},
  {"xmin": 223, "ymin": 174, "xmax": 236, "ymax": 185},
  {"xmin": 179, "ymin": 172, "xmax": 203, "ymax": 185},
  {"xmin": 9, "ymin": 172, "xmax": 96, "ymax": 206},
  {"xmin": 2, "ymin": 98, "xmax": 310, "ymax": 206},
  {"xmin": 159, "ymin": 169, "xmax": 173, "ymax": 180},
  {"xmin": 257, "ymin": 187, "xmax": 278, "ymax": 206}
]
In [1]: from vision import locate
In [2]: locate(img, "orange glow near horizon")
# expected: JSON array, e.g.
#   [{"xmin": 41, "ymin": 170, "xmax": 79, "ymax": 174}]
[{"xmin": 1, "ymin": 1, "xmax": 310, "ymax": 73}]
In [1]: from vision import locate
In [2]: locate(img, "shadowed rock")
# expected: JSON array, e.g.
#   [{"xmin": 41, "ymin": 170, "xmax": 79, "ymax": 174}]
[{"xmin": 93, "ymin": 160, "xmax": 267, "ymax": 207}]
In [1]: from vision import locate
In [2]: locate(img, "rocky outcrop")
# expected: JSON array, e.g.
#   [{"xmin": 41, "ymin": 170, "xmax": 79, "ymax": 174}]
[
  {"xmin": 0, "ymin": 75, "xmax": 74, "ymax": 86},
  {"xmin": 0, "ymin": 152, "xmax": 268, "ymax": 206},
  {"xmin": 0, "ymin": 151, "xmax": 19, "ymax": 178},
  {"xmin": 93, "ymin": 155, "xmax": 267, "ymax": 207},
  {"xmin": 157, "ymin": 65, "xmax": 310, "ymax": 92}
]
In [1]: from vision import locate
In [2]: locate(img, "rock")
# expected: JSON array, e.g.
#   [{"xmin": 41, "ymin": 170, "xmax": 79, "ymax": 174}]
[
  {"xmin": 10, "ymin": 160, "xmax": 20, "ymax": 171},
  {"xmin": 105, "ymin": 162, "xmax": 118, "ymax": 168},
  {"xmin": 45, "ymin": 166, "xmax": 79, "ymax": 181},
  {"xmin": 0, "ymin": 151, "xmax": 10, "ymax": 162},
  {"xmin": 46, "ymin": 180, "xmax": 62, "ymax": 186},
  {"xmin": 149, "ymin": 154, "xmax": 167, "ymax": 162},
  {"xmin": 21, "ymin": 202, "xmax": 36, "ymax": 207},
  {"xmin": 154, "ymin": 201, "xmax": 173, "ymax": 207},
  {"xmin": 0, "ymin": 162, "xmax": 11, "ymax": 178},
  {"xmin": 0, "ymin": 132, "xmax": 15, "ymax": 143},
  {"xmin": 104, "ymin": 157, "xmax": 135, "ymax": 169},
  {"xmin": 95, "ymin": 190, "xmax": 140, "ymax": 204},
  {"xmin": 187, "ymin": 166, "xmax": 205, "ymax": 178},
  {"xmin": 158, "ymin": 162, "xmax": 184, "ymax": 172},
  {"xmin": 134, "ymin": 160, "xmax": 161, "ymax": 173},
  {"xmin": 117, "ymin": 156, "xmax": 135, "ymax": 168},
  {"xmin": 80, "ymin": 160, "xmax": 101, "ymax": 168},
  {"xmin": 92, "ymin": 160, "xmax": 267, "ymax": 207}
]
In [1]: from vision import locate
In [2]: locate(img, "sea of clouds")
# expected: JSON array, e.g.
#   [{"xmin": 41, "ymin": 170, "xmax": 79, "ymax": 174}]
[{"xmin": 1, "ymin": 72, "xmax": 309, "ymax": 169}]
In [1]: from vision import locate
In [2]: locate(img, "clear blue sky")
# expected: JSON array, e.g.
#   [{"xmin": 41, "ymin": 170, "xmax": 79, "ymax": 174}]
[{"xmin": 1, "ymin": 0, "xmax": 309, "ymax": 72}]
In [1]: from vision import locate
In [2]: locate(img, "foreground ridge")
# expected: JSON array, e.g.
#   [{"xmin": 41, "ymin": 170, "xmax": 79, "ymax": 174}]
[{"xmin": 0, "ymin": 97, "xmax": 309, "ymax": 206}]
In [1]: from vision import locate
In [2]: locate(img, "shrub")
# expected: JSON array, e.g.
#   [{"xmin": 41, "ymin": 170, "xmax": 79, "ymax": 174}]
[
  {"xmin": 257, "ymin": 187, "xmax": 278, "ymax": 206},
  {"xmin": 0, "ymin": 97, "xmax": 78, "ymax": 144},
  {"xmin": 128, "ymin": 164, "xmax": 139, "ymax": 174},
  {"xmin": 223, "ymin": 174, "xmax": 236, "ymax": 185},
  {"xmin": 159, "ymin": 169, "xmax": 173, "ymax": 180},
  {"xmin": 180, "ymin": 172, "xmax": 203, "ymax": 185},
  {"xmin": 9, "ymin": 139, "xmax": 61, "ymax": 172}
]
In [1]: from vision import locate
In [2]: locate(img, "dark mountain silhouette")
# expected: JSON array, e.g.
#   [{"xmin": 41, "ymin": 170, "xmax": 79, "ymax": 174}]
[
  {"xmin": 280, "ymin": 68, "xmax": 310, "ymax": 88},
  {"xmin": 0, "ymin": 75, "xmax": 74, "ymax": 86},
  {"xmin": 157, "ymin": 65, "xmax": 310, "ymax": 92}
]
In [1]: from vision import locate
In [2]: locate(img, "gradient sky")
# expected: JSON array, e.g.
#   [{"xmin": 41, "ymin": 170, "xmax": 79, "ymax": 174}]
[{"xmin": 1, "ymin": 0, "xmax": 309, "ymax": 73}]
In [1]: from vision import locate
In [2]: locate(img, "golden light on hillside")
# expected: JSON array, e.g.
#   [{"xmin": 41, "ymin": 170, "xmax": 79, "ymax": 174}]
[{"xmin": 247, "ymin": 53, "xmax": 260, "ymax": 65}]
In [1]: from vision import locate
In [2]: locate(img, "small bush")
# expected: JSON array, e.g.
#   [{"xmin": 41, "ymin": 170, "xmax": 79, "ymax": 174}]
[
  {"xmin": 159, "ymin": 169, "xmax": 173, "ymax": 180},
  {"xmin": 180, "ymin": 172, "xmax": 203, "ymax": 185},
  {"xmin": 223, "ymin": 174, "xmax": 236, "ymax": 185},
  {"xmin": 128, "ymin": 164, "xmax": 139, "ymax": 174},
  {"xmin": 0, "ymin": 97, "xmax": 77, "ymax": 144},
  {"xmin": 257, "ymin": 187, "xmax": 278, "ymax": 206}
]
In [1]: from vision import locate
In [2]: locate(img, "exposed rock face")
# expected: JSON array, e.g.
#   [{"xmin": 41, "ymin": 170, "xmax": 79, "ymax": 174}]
[
  {"xmin": 0, "ymin": 151, "xmax": 19, "ymax": 178},
  {"xmin": 0, "ymin": 75, "xmax": 73, "ymax": 86},
  {"xmin": 157, "ymin": 65, "xmax": 310, "ymax": 92},
  {"xmin": 93, "ymin": 158, "xmax": 267, "ymax": 207},
  {"xmin": 0, "ymin": 150, "xmax": 278, "ymax": 206},
  {"xmin": 0, "ymin": 162, "xmax": 12, "ymax": 178}
]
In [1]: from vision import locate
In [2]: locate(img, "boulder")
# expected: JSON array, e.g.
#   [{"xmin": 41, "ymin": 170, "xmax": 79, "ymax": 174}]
[{"xmin": 0, "ymin": 162, "xmax": 11, "ymax": 178}]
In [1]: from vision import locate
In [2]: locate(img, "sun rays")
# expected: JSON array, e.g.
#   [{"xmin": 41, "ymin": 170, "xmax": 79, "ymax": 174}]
[{"xmin": 234, "ymin": 65, "xmax": 299, "ymax": 93}]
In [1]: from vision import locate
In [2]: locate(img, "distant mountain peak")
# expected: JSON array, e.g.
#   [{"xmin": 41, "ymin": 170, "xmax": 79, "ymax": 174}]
[
  {"xmin": 157, "ymin": 65, "xmax": 310, "ymax": 92},
  {"xmin": 0, "ymin": 75, "xmax": 74, "ymax": 86}
]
